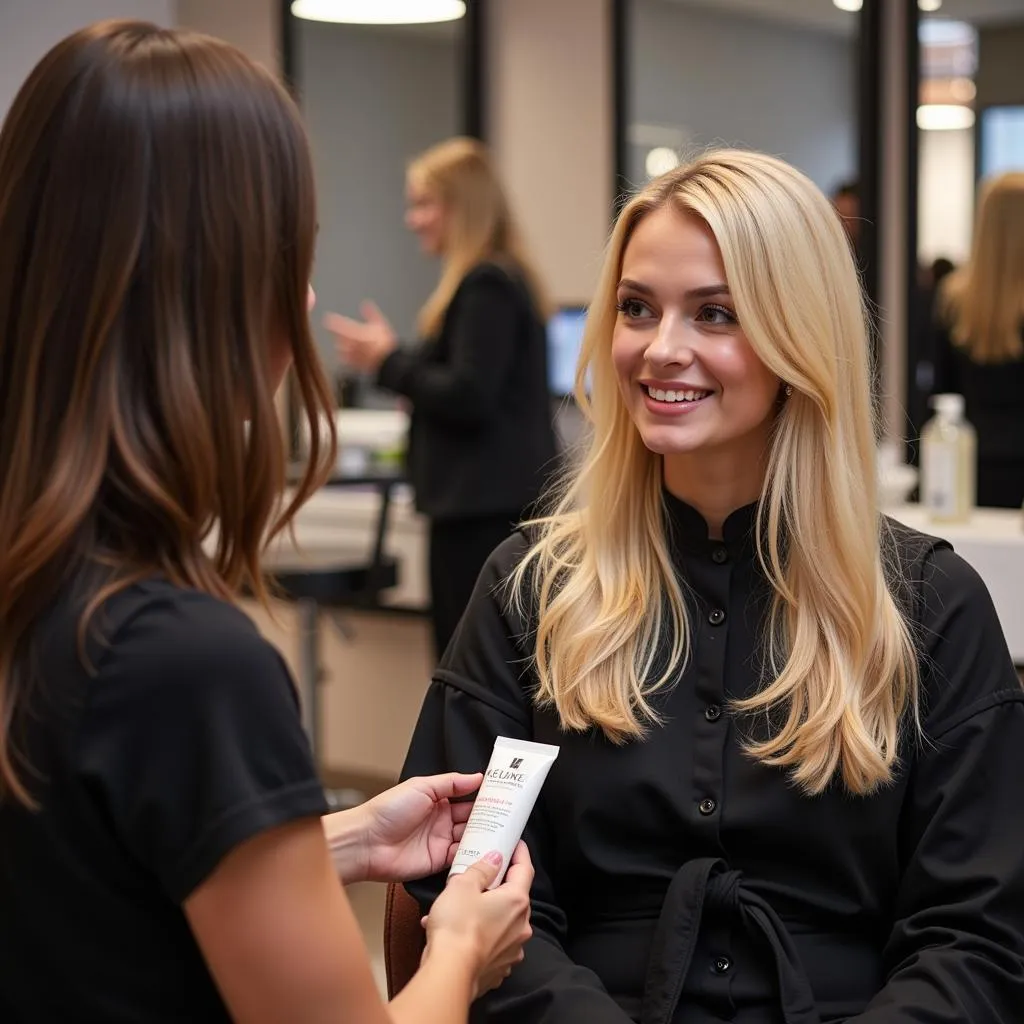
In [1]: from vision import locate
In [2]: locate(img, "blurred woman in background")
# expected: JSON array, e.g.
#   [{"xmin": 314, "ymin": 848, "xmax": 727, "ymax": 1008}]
[
  {"xmin": 931, "ymin": 172, "xmax": 1024, "ymax": 507},
  {"xmin": 327, "ymin": 137, "xmax": 557, "ymax": 659},
  {"xmin": 0, "ymin": 22, "xmax": 532, "ymax": 1023}
]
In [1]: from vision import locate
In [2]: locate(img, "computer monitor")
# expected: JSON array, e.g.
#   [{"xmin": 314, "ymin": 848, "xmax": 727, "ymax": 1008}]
[
  {"xmin": 979, "ymin": 106, "xmax": 1024, "ymax": 179},
  {"xmin": 547, "ymin": 305, "xmax": 589, "ymax": 397}
]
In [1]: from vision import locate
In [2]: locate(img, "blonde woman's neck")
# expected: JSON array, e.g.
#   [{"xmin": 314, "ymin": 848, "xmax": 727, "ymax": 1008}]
[{"xmin": 662, "ymin": 448, "xmax": 767, "ymax": 539}]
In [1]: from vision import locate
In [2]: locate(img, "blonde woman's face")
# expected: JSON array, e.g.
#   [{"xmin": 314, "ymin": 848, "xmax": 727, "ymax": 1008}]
[
  {"xmin": 404, "ymin": 177, "xmax": 446, "ymax": 256},
  {"xmin": 611, "ymin": 206, "xmax": 781, "ymax": 472}
]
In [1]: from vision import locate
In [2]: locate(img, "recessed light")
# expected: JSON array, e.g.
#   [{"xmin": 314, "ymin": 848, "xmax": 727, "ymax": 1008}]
[
  {"xmin": 917, "ymin": 104, "xmax": 975, "ymax": 131},
  {"xmin": 291, "ymin": 0, "xmax": 466, "ymax": 25}
]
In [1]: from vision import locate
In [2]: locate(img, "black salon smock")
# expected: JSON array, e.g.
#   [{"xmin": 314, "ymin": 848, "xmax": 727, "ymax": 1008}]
[{"xmin": 402, "ymin": 494, "xmax": 1024, "ymax": 1023}]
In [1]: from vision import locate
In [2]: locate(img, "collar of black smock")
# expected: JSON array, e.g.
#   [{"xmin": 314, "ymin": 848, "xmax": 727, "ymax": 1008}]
[{"xmin": 662, "ymin": 488, "xmax": 759, "ymax": 559}]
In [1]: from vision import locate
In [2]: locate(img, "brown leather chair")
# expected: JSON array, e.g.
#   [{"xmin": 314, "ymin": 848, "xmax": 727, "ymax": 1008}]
[{"xmin": 384, "ymin": 882, "xmax": 426, "ymax": 998}]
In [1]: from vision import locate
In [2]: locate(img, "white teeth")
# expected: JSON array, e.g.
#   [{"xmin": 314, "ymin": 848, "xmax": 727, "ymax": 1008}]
[{"xmin": 647, "ymin": 386, "xmax": 709, "ymax": 403}]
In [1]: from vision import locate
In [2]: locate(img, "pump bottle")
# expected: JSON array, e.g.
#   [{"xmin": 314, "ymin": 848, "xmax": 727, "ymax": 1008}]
[{"xmin": 920, "ymin": 393, "xmax": 976, "ymax": 523}]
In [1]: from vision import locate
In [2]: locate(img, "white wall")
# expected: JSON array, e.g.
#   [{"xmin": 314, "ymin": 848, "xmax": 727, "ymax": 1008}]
[
  {"xmin": 0, "ymin": 0, "xmax": 174, "ymax": 121},
  {"xmin": 918, "ymin": 127, "xmax": 974, "ymax": 265},
  {"xmin": 628, "ymin": 0, "xmax": 857, "ymax": 193},
  {"xmin": 486, "ymin": 0, "xmax": 614, "ymax": 306},
  {"xmin": 296, "ymin": 22, "xmax": 459, "ymax": 366}
]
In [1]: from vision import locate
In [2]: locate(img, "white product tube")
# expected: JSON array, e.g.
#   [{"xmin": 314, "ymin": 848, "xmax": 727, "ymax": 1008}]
[{"xmin": 448, "ymin": 736, "xmax": 559, "ymax": 889}]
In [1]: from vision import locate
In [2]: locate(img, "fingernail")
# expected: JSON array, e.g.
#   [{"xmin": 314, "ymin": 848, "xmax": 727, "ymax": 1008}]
[{"xmin": 484, "ymin": 850, "xmax": 504, "ymax": 867}]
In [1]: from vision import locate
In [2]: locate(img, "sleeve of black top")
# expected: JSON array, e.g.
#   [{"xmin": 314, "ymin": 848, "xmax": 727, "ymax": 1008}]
[
  {"xmin": 401, "ymin": 537, "xmax": 635, "ymax": 1023},
  {"xmin": 852, "ymin": 547, "xmax": 1024, "ymax": 1022},
  {"xmin": 76, "ymin": 590, "xmax": 328, "ymax": 904},
  {"xmin": 375, "ymin": 266, "xmax": 521, "ymax": 428}
]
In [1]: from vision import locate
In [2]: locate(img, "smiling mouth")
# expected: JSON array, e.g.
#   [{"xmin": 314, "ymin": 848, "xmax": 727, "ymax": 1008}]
[{"xmin": 643, "ymin": 385, "xmax": 713, "ymax": 403}]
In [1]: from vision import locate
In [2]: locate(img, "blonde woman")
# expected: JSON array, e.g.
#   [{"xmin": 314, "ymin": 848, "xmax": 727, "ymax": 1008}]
[
  {"xmin": 326, "ymin": 137, "xmax": 557, "ymax": 657},
  {"xmin": 932, "ymin": 172, "xmax": 1024, "ymax": 507},
  {"xmin": 401, "ymin": 151, "xmax": 1024, "ymax": 1022}
]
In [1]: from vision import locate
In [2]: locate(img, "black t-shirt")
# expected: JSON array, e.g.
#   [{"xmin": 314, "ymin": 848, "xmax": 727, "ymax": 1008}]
[{"xmin": 0, "ymin": 577, "xmax": 329, "ymax": 1022}]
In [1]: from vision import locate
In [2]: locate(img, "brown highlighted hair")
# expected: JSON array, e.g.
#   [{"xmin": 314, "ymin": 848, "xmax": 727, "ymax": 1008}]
[{"xmin": 0, "ymin": 21, "xmax": 336, "ymax": 805}]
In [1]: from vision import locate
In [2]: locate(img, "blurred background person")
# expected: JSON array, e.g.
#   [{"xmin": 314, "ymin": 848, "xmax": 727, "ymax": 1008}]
[
  {"xmin": 326, "ymin": 137, "xmax": 557, "ymax": 660},
  {"xmin": 930, "ymin": 256, "xmax": 955, "ymax": 291},
  {"xmin": 931, "ymin": 172, "xmax": 1024, "ymax": 508}
]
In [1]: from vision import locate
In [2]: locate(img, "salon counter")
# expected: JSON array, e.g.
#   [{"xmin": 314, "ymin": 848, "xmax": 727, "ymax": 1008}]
[{"xmin": 269, "ymin": 483, "xmax": 430, "ymax": 612}]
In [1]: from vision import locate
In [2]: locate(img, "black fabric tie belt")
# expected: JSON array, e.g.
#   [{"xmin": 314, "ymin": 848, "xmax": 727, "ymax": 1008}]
[{"xmin": 639, "ymin": 858, "xmax": 821, "ymax": 1024}]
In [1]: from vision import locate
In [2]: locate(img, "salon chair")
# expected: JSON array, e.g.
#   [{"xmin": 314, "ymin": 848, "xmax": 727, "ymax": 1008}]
[{"xmin": 384, "ymin": 881, "xmax": 426, "ymax": 997}]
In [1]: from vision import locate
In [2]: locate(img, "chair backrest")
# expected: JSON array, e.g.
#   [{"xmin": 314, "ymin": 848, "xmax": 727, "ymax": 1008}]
[{"xmin": 384, "ymin": 882, "xmax": 427, "ymax": 998}]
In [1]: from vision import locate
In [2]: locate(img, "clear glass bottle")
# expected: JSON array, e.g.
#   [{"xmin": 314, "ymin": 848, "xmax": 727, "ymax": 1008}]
[{"xmin": 920, "ymin": 393, "xmax": 976, "ymax": 523}]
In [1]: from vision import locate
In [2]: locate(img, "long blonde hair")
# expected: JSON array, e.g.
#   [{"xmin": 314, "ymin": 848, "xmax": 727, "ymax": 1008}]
[
  {"xmin": 410, "ymin": 137, "xmax": 549, "ymax": 337},
  {"xmin": 512, "ymin": 150, "xmax": 918, "ymax": 797},
  {"xmin": 942, "ymin": 171, "xmax": 1024, "ymax": 363}
]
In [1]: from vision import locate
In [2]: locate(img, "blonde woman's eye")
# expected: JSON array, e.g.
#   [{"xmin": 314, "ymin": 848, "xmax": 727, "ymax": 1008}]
[
  {"xmin": 616, "ymin": 298, "xmax": 653, "ymax": 319},
  {"xmin": 697, "ymin": 304, "xmax": 738, "ymax": 325}
]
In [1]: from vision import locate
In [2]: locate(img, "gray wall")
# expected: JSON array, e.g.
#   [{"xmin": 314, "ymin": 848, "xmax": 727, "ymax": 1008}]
[
  {"xmin": 628, "ymin": 0, "xmax": 857, "ymax": 193},
  {"xmin": 0, "ymin": 0, "xmax": 174, "ymax": 121},
  {"xmin": 297, "ymin": 22, "xmax": 460, "ymax": 384}
]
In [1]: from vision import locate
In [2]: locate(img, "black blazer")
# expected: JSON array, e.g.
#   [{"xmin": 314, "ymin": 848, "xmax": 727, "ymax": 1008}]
[{"xmin": 376, "ymin": 261, "xmax": 558, "ymax": 521}]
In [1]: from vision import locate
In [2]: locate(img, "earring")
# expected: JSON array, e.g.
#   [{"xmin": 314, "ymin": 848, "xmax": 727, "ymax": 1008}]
[{"xmin": 784, "ymin": 384, "xmax": 793, "ymax": 398}]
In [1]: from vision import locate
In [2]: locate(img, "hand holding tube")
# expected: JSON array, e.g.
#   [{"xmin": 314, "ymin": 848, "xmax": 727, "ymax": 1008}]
[{"xmin": 424, "ymin": 842, "xmax": 535, "ymax": 998}]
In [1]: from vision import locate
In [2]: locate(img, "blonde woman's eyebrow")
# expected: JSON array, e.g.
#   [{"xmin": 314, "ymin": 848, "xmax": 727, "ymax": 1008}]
[{"xmin": 617, "ymin": 278, "xmax": 731, "ymax": 300}]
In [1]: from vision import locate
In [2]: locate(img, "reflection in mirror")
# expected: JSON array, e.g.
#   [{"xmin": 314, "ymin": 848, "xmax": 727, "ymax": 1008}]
[
  {"xmin": 625, "ymin": 0, "xmax": 859, "ymax": 218},
  {"xmin": 290, "ymin": 7, "xmax": 465, "ymax": 409},
  {"xmin": 909, "ymin": 0, "xmax": 1024, "ymax": 478}
]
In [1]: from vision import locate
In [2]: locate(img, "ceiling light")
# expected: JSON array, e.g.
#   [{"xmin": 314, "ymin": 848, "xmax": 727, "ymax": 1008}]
[
  {"xmin": 917, "ymin": 104, "xmax": 975, "ymax": 131},
  {"xmin": 918, "ymin": 0, "xmax": 942, "ymax": 11},
  {"xmin": 646, "ymin": 147, "xmax": 680, "ymax": 178},
  {"xmin": 833, "ymin": 0, "xmax": 863, "ymax": 12},
  {"xmin": 291, "ymin": 0, "xmax": 466, "ymax": 25}
]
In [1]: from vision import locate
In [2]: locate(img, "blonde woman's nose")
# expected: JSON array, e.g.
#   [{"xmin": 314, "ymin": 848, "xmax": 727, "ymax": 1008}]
[{"xmin": 645, "ymin": 318, "xmax": 696, "ymax": 366}]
